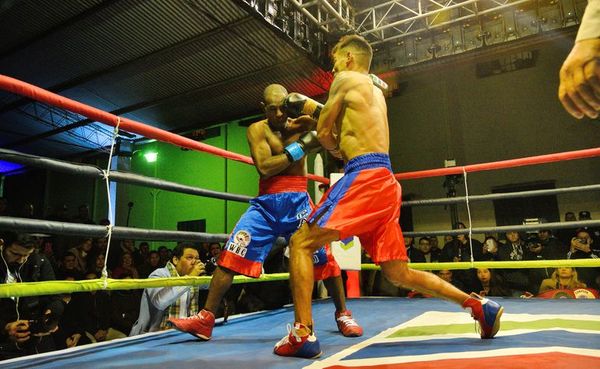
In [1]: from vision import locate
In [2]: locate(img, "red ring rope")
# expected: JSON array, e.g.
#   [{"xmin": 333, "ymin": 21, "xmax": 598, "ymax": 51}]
[
  {"xmin": 394, "ymin": 147, "xmax": 600, "ymax": 180},
  {"xmin": 0, "ymin": 74, "xmax": 329, "ymax": 184},
  {"xmin": 4, "ymin": 74, "xmax": 597, "ymax": 185}
]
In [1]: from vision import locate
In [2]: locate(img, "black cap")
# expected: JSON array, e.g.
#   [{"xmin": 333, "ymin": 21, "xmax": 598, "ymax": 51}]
[{"xmin": 579, "ymin": 211, "xmax": 591, "ymax": 220}]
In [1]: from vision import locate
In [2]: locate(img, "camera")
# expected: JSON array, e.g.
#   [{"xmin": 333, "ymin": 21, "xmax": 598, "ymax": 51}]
[
  {"xmin": 525, "ymin": 234, "xmax": 541, "ymax": 250},
  {"xmin": 575, "ymin": 238, "xmax": 588, "ymax": 245},
  {"xmin": 28, "ymin": 313, "xmax": 58, "ymax": 334}
]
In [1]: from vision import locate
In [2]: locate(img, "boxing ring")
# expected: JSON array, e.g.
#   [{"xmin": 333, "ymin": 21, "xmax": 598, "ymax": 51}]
[
  {"xmin": 1, "ymin": 74, "xmax": 600, "ymax": 368},
  {"xmin": 1, "ymin": 297, "xmax": 599, "ymax": 369}
]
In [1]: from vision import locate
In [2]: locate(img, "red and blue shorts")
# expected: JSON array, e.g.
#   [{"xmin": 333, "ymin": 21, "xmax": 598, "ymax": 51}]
[
  {"xmin": 309, "ymin": 153, "xmax": 408, "ymax": 264},
  {"xmin": 218, "ymin": 175, "xmax": 340, "ymax": 279}
]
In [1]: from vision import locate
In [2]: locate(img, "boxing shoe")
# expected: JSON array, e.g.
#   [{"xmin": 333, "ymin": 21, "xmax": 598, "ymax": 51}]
[
  {"xmin": 168, "ymin": 309, "xmax": 215, "ymax": 340},
  {"xmin": 462, "ymin": 293, "xmax": 503, "ymax": 338},
  {"xmin": 274, "ymin": 323, "xmax": 322, "ymax": 359},
  {"xmin": 335, "ymin": 310, "xmax": 363, "ymax": 337}
]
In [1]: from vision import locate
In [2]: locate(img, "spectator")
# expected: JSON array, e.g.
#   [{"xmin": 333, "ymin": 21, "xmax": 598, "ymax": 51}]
[
  {"xmin": 129, "ymin": 244, "xmax": 206, "ymax": 335},
  {"xmin": 404, "ymin": 235, "xmax": 416, "ymax": 261},
  {"xmin": 39, "ymin": 236, "xmax": 60, "ymax": 273},
  {"xmin": 537, "ymin": 229, "xmax": 566, "ymax": 260},
  {"xmin": 439, "ymin": 222, "xmax": 483, "ymax": 291},
  {"xmin": 139, "ymin": 251, "xmax": 161, "ymax": 278},
  {"xmin": 134, "ymin": 242, "xmax": 150, "ymax": 267},
  {"xmin": 428, "ymin": 236, "xmax": 440, "ymax": 252},
  {"xmin": 481, "ymin": 236, "xmax": 500, "ymax": 261},
  {"xmin": 72, "ymin": 204, "xmax": 95, "ymax": 224},
  {"xmin": 108, "ymin": 239, "xmax": 136, "ymax": 270},
  {"xmin": 87, "ymin": 252, "xmax": 109, "ymax": 278},
  {"xmin": 0, "ymin": 232, "xmax": 64, "ymax": 360},
  {"xmin": 567, "ymin": 229, "xmax": 600, "ymax": 288},
  {"xmin": 410, "ymin": 237, "xmax": 440, "ymax": 263},
  {"xmin": 473, "ymin": 268, "xmax": 512, "ymax": 297},
  {"xmin": 112, "ymin": 252, "xmax": 140, "ymax": 279},
  {"xmin": 68, "ymin": 237, "xmax": 93, "ymax": 273},
  {"xmin": 198, "ymin": 242, "xmax": 211, "ymax": 263},
  {"xmin": 93, "ymin": 237, "xmax": 109, "ymax": 255},
  {"xmin": 522, "ymin": 231, "xmax": 549, "ymax": 288},
  {"xmin": 440, "ymin": 222, "xmax": 484, "ymax": 262},
  {"xmin": 578, "ymin": 210, "xmax": 600, "ymax": 246},
  {"xmin": 557, "ymin": 211, "xmax": 578, "ymax": 246},
  {"xmin": 436, "ymin": 269, "xmax": 466, "ymax": 292},
  {"xmin": 157, "ymin": 246, "xmax": 170, "ymax": 267},
  {"xmin": 57, "ymin": 252, "xmax": 83, "ymax": 280},
  {"xmin": 539, "ymin": 267, "xmax": 587, "ymax": 293},
  {"xmin": 205, "ymin": 242, "xmax": 222, "ymax": 275},
  {"xmin": 497, "ymin": 231, "xmax": 535, "ymax": 293}
]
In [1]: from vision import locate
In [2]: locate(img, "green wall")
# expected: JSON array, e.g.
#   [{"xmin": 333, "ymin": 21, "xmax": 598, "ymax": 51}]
[{"xmin": 111, "ymin": 123, "xmax": 259, "ymax": 248}]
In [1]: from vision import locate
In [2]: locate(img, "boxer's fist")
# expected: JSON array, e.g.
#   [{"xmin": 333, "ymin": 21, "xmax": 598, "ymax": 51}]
[
  {"xmin": 283, "ymin": 93, "xmax": 323, "ymax": 119},
  {"xmin": 284, "ymin": 131, "xmax": 321, "ymax": 162}
]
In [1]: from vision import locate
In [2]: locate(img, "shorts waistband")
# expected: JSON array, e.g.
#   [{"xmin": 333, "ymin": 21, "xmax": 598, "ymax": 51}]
[
  {"xmin": 344, "ymin": 153, "xmax": 392, "ymax": 173},
  {"xmin": 258, "ymin": 176, "xmax": 308, "ymax": 195}
]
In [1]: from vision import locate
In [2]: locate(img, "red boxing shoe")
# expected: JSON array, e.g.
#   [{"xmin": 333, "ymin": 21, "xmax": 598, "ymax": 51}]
[
  {"xmin": 335, "ymin": 310, "xmax": 363, "ymax": 337},
  {"xmin": 274, "ymin": 323, "xmax": 322, "ymax": 359},
  {"xmin": 462, "ymin": 293, "xmax": 503, "ymax": 339},
  {"xmin": 168, "ymin": 309, "xmax": 215, "ymax": 340}
]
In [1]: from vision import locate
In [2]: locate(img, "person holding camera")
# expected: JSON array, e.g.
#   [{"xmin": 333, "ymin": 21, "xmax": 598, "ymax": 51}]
[
  {"xmin": 129, "ymin": 243, "xmax": 206, "ymax": 336},
  {"xmin": 0, "ymin": 232, "xmax": 63, "ymax": 360},
  {"xmin": 567, "ymin": 229, "xmax": 600, "ymax": 289}
]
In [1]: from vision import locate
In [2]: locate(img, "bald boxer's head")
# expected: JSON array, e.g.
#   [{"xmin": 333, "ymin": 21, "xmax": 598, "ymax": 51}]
[
  {"xmin": 261, "ymin": 84, "xmax": 288, "ymax": 129},
  {"xmin": 331, "ymin": 35, "xmax": 372, "ymax": 74}
]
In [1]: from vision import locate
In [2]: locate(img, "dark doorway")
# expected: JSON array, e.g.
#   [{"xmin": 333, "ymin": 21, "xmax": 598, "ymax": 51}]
[{"xmin": 492, "ymin": 181, "xmax": 559, "ymax": 227}]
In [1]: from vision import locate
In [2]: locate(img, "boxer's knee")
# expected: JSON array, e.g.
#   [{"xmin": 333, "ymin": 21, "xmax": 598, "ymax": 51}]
[{"xmin": 380, "ymin": 260, "xmax": 411, "ymax": 287}]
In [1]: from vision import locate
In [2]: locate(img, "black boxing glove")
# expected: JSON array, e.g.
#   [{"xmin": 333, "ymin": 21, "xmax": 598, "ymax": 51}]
[
  {"xmin": 283, "ymin": 93, "xmax": 323, "ymax": 119},
  {"xmin": 284, "ymin": 131, "xmax": 321, "ymax": 162}
]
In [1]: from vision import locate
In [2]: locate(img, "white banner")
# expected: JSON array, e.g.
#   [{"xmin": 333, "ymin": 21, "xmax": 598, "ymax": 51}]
[{"xmin": 328, "ymin": 173, "xmax": 361, "ymax": 270}]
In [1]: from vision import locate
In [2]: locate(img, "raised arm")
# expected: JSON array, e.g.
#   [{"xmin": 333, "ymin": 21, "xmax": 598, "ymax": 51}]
[
  {"xmin": 247, "ymin": 122, "xmax": 290, "ymax": 178},
  {"xmin": 317, "ymin": 73, "xmax": 350, "ymax": 155}
]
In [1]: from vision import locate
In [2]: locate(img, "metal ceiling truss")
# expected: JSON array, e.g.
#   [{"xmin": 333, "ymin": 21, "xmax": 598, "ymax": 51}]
[
  {"xmin": 242, "ymin": 0, "xmax": 588, "ymax": 71},
  {"xmin": 16, "ymin": 102, "xmax": 116, "ymax": 152}
]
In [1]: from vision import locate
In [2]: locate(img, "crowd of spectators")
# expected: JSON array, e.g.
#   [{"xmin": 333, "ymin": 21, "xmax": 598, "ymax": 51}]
[
  {"xmin": 1, "ymin": 194, "xmax": 598, "ymax": 360},
  {"xmin": 363, "ymin": 211, "xmax": 600, "ymax": 299}
]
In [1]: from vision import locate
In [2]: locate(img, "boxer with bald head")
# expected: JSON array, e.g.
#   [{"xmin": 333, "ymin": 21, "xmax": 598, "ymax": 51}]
[
  {"xmin": 274, "ymin": 35, "xmax": 503, "ymax": 359},
  {"xmin": 168, "ymin": 84, "xmax": 362, "ymax": 341}
]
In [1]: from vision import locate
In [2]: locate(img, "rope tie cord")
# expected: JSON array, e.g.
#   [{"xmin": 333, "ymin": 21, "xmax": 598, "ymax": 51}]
[
  {"xmin": 463, "ymin": 168, "xmax": 475, "ymax": 267},
  {"xmin": 101, "ymin": 116, "xmax": 121, "ymax": 289}
]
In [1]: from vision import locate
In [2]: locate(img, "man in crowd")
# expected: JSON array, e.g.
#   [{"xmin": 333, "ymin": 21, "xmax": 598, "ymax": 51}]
[
  {"xmin": 0, "ymin": 232, "xmax": 63, "ymax": 359},
  {"xmin": 129, "ymin": 244, "xmax": 206, "ymax": 335}
]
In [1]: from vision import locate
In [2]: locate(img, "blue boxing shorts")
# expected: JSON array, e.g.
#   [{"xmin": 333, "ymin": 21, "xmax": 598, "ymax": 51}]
[{"xmin": 218, "ymin": 175, "xmax": 340, "ymax": 279}]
